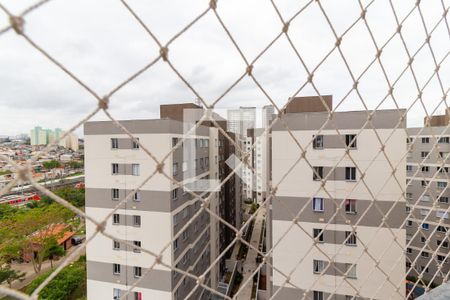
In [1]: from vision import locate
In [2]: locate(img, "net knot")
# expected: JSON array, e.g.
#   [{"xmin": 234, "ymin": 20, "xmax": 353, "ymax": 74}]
[
  {"xmin": 9, "ymin": 16, "xmax": 24, "ymax": 35},
  {"xmin": 99, "ymin": 96, "xmax": 109, "ymax": 110},
  {"xmin": 160, "ymin": 47, "xmax": 169, "ymax": 61}
]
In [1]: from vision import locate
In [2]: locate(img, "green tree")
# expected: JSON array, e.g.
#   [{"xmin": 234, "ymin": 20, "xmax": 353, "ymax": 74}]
[
  {"xmin": 67, "ymin": 160, "xmax": 83, "ymax": 169},
  {"xmin": 42, "ymin": 160, "xmax": 60, "ymax": 170},
  {"xmin": 44, "ymin": 238, "xmax": 65, "ymax": 268},
  {"xmin": 0, "ymin": 264, "xmax": 25, "ymax": 287}
]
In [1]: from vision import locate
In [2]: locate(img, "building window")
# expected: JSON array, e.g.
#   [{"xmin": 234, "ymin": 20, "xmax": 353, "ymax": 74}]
[
  {"xmin": 132, "ymin": 138, "xmax": 139, "ymax": 149},
  {"xmin": 422, "ymin": 166, "xmax": 429, "ymax": 172},
  {"xmin": 132, "ymin": 164, "xmax": 140, "ymax": 176},
  {"xmin": 313, "ymin": 291, "xmax": 324, "ymax": 300},
  {"xmin": 134, "ymin": 291, "xmax": 142, "ymax": 300},
  {"xmin": 173, "ymin": 214, "xmax": 179, "ymax": 226},
  {"xmin": 421, "ymin": 180, "xmax": 429, "ymax": 187},
  {"xmin": 420, "ymin": 236, "xmax": 426, "ymax": 243},
  {"xmin": 345, "ymin": 167, "xmax": 356, "ymax": 181},
  {"xmin": 422, "ymin": 137, "xmax": 430, "ymax": 144},
  {"xmin": 112, "ymin": 163, "xmax": 119, "ymax": 175},
  {"xmin": 182, "ymin": 207, "xmax": 188, "ymax": 219},
  {"xmin": 111, "ymin": 138, "xmax": 119, "ymax": 149},
  {"xmin": 313, "ymin": 135, "xmax": 323, "ymax": 149},
  {"xmin": 134, "ymin": 266, "xmax": 142, "ymax": 278},
  {"xmin": 313, "ymin": 167, "xmax": 323, "ymax": 181},
  {"xmin": 439, "ymin": 196, "xmax": 448, "ymax": 203},
  {"xmin": 437, "ymin": 210, "xmax": 449, "ymax": 219},
  {"xmin": 172, "ymin": 137, "xmax": 179, "ymax": 147},
  {"xmin": 406, "ymin": 262, "xmax": 411, "ymax": 268},
  {"xmin": 173, "ymin": 238, "xmax": 178, "ymax": 251},
  {"xmin": 437, "ymin": 181, "xmax": 447, "ymax": 189},
  {"xmin": 420, "ymin": 209, "xmax": 429, "ymax": 216},
  {"xmin": 422, "ymin": 223, "xmax": 429, "ymax": 230},
  {"xmin": 113, "ymin": 240, "xmax": 120, "ymax": 250},
  {"xmin": 421, "ymin": 151, "xmax": 429, "ymax": 158},
  {"xmin": 112, "ymin": 188, "xmax": 119, "ymax": 200},
  {"xmin": 406, "ymin": 220, "xmax": 412, "ymax": 227},
  {"xmin": 421, "ymin": 251, "xmax": 429, "ymax": 258},
  {"xmin": 133, "ymin": 191, "xmax": 141, "ymax": 202},
  {"xmin": 345, "ymin": 296, "xmax": 353, "ymax": 300},
  {"xmin": 173, "ymin": 163, "xmax": 179, "ymax": 175},
  {"xmin": 438, "ymin": 240, "xmax": 449, "ymax": 248},
  {"xmin": 440, "ymin": 152, "xmax": 449, "ymax": 159},
  {"xmin": 113, "ymin": 214, "xmax": 120, "ymax": 225},
  {"xmin": 439, "ymin": 167, "xmax": 449, "ymax": 173},
  {"xmin": 312, "ymin": 198, "xmax": 324, "ymax": 212},
  {"xmin": 406, "ymin": 165, "xmax": 412, "ymax": 172},
  {"xmin": 345, "ymin": 199, "xmax": 357, "ymax": 214},
  {"xmin": 313, "ymin": 260, "xmax": 326, "ymax": 274},
  {"xmin": 437, "ymin": 255, "xmax": 446, "ymax": 263},
  {"xmin": 133, "ymin": 215, "xmax": 141, "ymax": 227},
  {"xmin": 419, "ymin": 266, "xmax": 429, "ymax": 273},
  {"xmin": 133, "ymin": 241, "xmax": 141, "ymax": 253},
  {"xmin": 421, "ymin": 195, "xmax": 431, "ymax": 202},
  {"xmin": 407, "ymin": 248, "xmax": 412, "ymax": 254},
  {"xmin": 406, "ymin": 193, "xmax": 412, "ymax": 200},
  {"xmin": 313, "ymin": 229, "xmax": 324, "ymax": 242},
  {"xmin": 113, "ymin": 288, "xmax": 121, "ymax": 300},
  {"xmin": 406, "ymin": 234, "xmax": 412, "ymax": 241},
  {"xmin": 437, "ymin": 226, "xmax": 448, "ymax": 233},
  {"xmin": 345, "ymin": 231, "xmax": 357, "ymax": 246},
  {"xmin": 171, "ymin": 189, "xmax": 178, "ymax": 200},
  {"xmin": 439, "ymin": 137, "xmax": 450, "ymax": 143},
  {"xmin": 406, "ymin": 206, "xmax": 411, "ymax": 213},
  {"xmin": 113, "ymin": 263, "xmax": 121, "ymax": 275},
  {"xmin": 345, "ymin": 134, "xmax": 357, "ymax": 148},
  {"xmin": 345, "ymin": 264, "xmax": 357, "ymax": 279}
]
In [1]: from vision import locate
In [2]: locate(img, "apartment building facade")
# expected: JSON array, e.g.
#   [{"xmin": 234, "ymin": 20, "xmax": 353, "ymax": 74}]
[
  {"xmin": 270, "ymin": 104, "xmax": 407, "ymax": 299},
  {"xmin": 406, "ymin": 125, "xmax": 450, "ymax": 285},
  {"xmin": 84, "ymin": 117, "xmax": 221, "ymax": 300}
]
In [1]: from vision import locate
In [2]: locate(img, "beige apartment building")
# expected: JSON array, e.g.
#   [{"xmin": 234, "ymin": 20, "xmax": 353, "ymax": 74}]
[
  {"xmin": 406, "ymin": 112, "xmax": 450, "ymax": 286},
  {"xmin": 84, "ymin": 103, "xmax": 242, "ymax": 300},
  {"xmin": 269, "ymin": 96, "xmax": 407, "ymax": 300}
]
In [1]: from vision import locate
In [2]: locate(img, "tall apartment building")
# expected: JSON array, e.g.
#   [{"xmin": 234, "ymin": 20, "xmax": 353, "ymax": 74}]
[
  {"xmin": 85, "ymin": 103, "xmax": 242, "ymax": 300},
  {"xmin": 227, "ymin": 107, "xmax": 256, "ymax": 136},
  {"xmin": 262, "ymin": 105, "xmax": 275, "ymax": 128},
  {"xmin": 406, "ymin": 113, "xmax": 450, "ymax": 285},
  {"xmin": 269, "ymin": 96, "xmax": 407, "ymax": 299},
  {"xmin": 247, "ymin": 128, "xmax": 270, "ymax": 204},
  {"xmin": 30, "ymin": 126, "xmax": 79, "ymax": 150}
]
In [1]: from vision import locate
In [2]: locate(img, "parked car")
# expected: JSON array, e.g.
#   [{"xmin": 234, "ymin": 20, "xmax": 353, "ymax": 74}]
[{"xmin": 71, "ymin": 235, "xmax": 85, "ymax": 245}]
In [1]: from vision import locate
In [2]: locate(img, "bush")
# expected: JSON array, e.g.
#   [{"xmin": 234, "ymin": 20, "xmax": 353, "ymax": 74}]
[{"xmin": 26, "ymin": 256, "xmax": 86, "ymax": 300}]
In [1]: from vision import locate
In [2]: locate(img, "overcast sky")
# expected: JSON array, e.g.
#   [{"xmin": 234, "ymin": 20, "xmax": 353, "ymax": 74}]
[{"xmin": 0, "ymin": 0, "xmax": 448, "ymax": 136}]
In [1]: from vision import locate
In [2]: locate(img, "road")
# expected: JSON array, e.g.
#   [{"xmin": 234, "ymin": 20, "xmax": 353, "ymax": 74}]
[{"xmin": 236, "ymin": 207, "xmax": 266, "ymax": 300}]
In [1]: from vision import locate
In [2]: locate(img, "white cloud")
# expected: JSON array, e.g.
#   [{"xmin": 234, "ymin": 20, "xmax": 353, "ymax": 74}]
[{"xmin": 0, "ymin": 0, "xmax": 448, "ymax": 135}]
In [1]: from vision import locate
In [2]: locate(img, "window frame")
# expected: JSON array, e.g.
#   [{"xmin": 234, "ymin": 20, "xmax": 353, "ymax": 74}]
[
  {"xmin": 313, "ymin": 135, "xmax": 324, "ymax": 149},
  {"xmin": 113, "ymin": 214, "xmax": 120, "ymax": 225},
  {"xmin": 345, "ymin": 231, "xmax": 357, "ymax": 246},
  {"xmin": 113, "ymin": 263, "xmax": 121, "ymax": 275},
  {"xmin": 131, "ymin": 164, "xmax": 140, "ymax": 176},
  {"xmin": 112, "ymin": 188, "xmax": 120, "ymax": 200},
  {"xmin": 313, "ymin": 166, "xmax": 323, "ymax": 181},
  {"xmin": 112, "ymin": 163, "xmax": 119, "ymax": 175},
  {"xmin": 111, "ymin": 138, "xmax": 119, "ymax": 149},
  {"xmin": 345, "ymin": 134, "xmax": 357, "ymax": 149},
  {"xmin": 133, "ymin": 215, "xmax": 141, "ymax": 227},
  {"xmin": 345, "ymin": 199, "xmax": 357, "ymax": 214},
  {"xmin": 313, "ymin": 228, "xmax": 324, "ymax": 242},
  {"xmin": 345, "ymin": 167, "xmax": 357, "ymax": 181},
  {"xmin": 312, "ymin": 197, "xmax": 324, "ymax": 212}
]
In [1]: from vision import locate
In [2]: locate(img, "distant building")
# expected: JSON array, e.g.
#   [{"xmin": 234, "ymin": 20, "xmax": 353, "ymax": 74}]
[
  {"xmin": 262, "ymin": 105, "xmax": 275, "ymax": 128},
  {"xmin": 30, "ymin": 126, "xmax": 78, "ymax": 151},
  {"xmin": 227, "ymin": 107, "xmax": 256, "ymax": 136},
  {"xmin": 30, "ymin": 126, "xmax": 47, "ymax": 145}
]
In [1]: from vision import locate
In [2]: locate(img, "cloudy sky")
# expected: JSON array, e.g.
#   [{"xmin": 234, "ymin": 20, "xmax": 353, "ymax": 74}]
[{"xmin": 0, "ymin": 0, "xmax": 448, "ymax": 136}]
